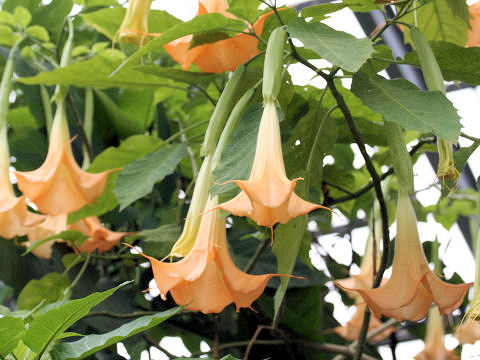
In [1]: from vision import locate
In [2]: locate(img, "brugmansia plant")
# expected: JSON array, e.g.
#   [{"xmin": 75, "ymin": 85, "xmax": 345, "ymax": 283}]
[{"xmin": 0, "ymin": 0, "xmax": 480, "ymax": 359}]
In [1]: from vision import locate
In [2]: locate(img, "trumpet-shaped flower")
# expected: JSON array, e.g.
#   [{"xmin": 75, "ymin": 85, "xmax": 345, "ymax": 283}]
[
  {"xmin": 414, "ymin": 306, "xmax": 459, "ymax": 360},
  {"xmin": 334, "ymin": 304, "xmax": 395, "ymax": 342},
  {"xmin": 0, "ymin": 125, "xmax": 44, "ymax": 238},
  {"xmin": 216, "ymin": 101, "xmax": 331, "ymax": 230},
  {"xmin": 163, "ymin": 0, "xmax": 270, "ymax": 73},
  {"xmin": 15, "ymin": 100, "xmax": 112, "ymax": 216},
  {"xmin": 127, "ymin": 197, "xmax": 281, "ymax": 313},
  {"xmin": 455, "ymin": 317, "xmax": 480, "ymax": 344},
  {"xmin": 339, "ymin": 193, "xmax": 471, "ymax": 322},
  {"xmin": 468, "ymin": 2, "xmax": 480, "ymax": 47},
  {"xmin": 69, "ymin": 216, "xmax": 128, "ymax": 253},
  {"xmin": 26, "ymin": 214, "xmax": 68, "ymax": 259},
  {"xmin": 118, "ymin": 0, "xmax": 152, "ymax": 46}
]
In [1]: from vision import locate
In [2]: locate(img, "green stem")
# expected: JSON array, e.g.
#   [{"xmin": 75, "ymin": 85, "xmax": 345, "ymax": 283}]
[
  {"xmin": 40, "ymin": 85, "xmax": 53, "ymax": 136},
  {"xmin": 163, "ymin": 118, "xmax": 210, "ymax": 143},
  {"xmin": 65, "ymin": 253, "xmax": 91, "ymax": 294},
  {"xmin": 82, "ymin": 87, "xmax": 94, "ymax": 169}
]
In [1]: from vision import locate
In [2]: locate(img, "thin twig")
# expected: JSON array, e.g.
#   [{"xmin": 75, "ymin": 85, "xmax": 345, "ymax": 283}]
[
  {"xmin": 66, "ymin": 93, "xmax": 94, "ymax": 162},
  {"xmin": 143, "ymin": 333, "xmax": 177, "ymax": 359},
  {"xmin": 244, "ymin": 239, "xmax": 269, "ymax": 273}
]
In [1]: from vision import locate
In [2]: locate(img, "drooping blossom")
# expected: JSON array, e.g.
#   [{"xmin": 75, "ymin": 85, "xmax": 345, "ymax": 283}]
[
  {"xmin": 26, "ymin": 214, "xmax": 68, "ymax": 259},
  {"xmin": 455, "ymin": 317, "xmax": 480, "ymax": 345},
  {"xmin": 215, "ymin": 101, "xmax": 331, "ymax": 231},
  {"xmin": 414, "ymin": 306, "xmax": 459, "ymax": 360},
  {"xmin": 127, "ymin": 197, "xmax": 282, "ymax": 313},
  {"xmin": 338, "ymin": 193, "xmax": 471, "ymax": 322},
  {"xmin": 117, "ymin": 0, "xmax": 152, "ymax": 46},
  {"xmin": 0, "ymin": 125, "xmax": 44, "ymax": 238},
  {"xmin": 334, "ymin": 214, "xmax": 393, "ymax": 341},
  {"xmin": 15, "ymin": 99, "xmax": 113, "ymax": 216},
  {"xmin": 69, "ymin": 216, "xmax": 128, "ymax": 253},
  {"xmin": 467, "ymin": 2, "xmax": 480, "ymax": 47},
  {"xmin": 163, "ymin": 0, "xmax": 270, "ymax": 73}
]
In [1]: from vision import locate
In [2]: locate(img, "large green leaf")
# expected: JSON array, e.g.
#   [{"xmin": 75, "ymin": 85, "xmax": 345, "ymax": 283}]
[
  {"xmin": 0, "ymin": 316, "xmax": 26, "ymax": 357},
  {"xmin": 31, "ymin": 0, "xmax": 73, "ymax": 35},
  {"xmin": 140, "ymin": 223, "xmax": 182, "ymax": 259},
  {"xmin": 68, "ymin": 135, "xmax": 163, "ymax": 223},
  {"xmin": 403, "ymin": 0, "xmax": 468, "ymax": 47},
  {"xmin": 112, "ymin": 12, "xmax": 248, "ymax": 74},
  {"xmin": 18, "ymin": 50, "xmax": 187, "ymax": 89},
  {"xmin": 81, "ymin": 7, "xmax": 181, "ymax": 40},
  {"xmin": 115, "ymin": 143, "xmax": 188, "ymax": 210},
  {"xmin": 52, "ymin": 307, "xmax": 181, "ymax": 360},
  {"xmin": 287, "ymin": 17, "xmax": 373, "ymax": 72},
  {"xmin": 404, "ymin": 41, "xmax": 480, "ymax": 85},
  {"xmin": 133, "ymin": 65, "xmax": 217, "ymax": 84},
  {"xmin": 272, "ymin": 216, "xmax": 308, "ymax": 318},
  {"xmin": 23, "ymin": 282, "xmax": 130, "ymax": 356},
  {"xmin": 351, "ymin": 73, "xmax": 461, "ymax": 142},
  {"xmin": 17, "ymin": 272, "xmax": 69, "ymax": 310}
]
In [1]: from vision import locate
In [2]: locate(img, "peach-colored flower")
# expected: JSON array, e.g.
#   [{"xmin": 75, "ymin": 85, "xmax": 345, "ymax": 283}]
[
  {"xmin": 69, "ymin": 216, "xmax": 128, "ymax": 253},
  {"xmin": 163, "ymin": 0, "xmax": 270, "ymax": 73},
  {"xmin": 455, "ymin": 317, "xmax": 480, "ymax": 344},
  {"xmin": 118, "ymin": 0, "xmax": 152, "ymax": 46},
  {"xmin": 26, "ymin": 214, "xmax": 68, "ymax": 259},
  {"xmin": 127, "ymin": 197, "xmax": 282, "ymax": 313},
  {"xmin": 334, "ymin": 304, "xmax": 395, "ymax": 342},
  {"xmin": 215, "ymin": 101, "xmax": 331, "ymax": 231},
  {"xmin": 467, "ymin": 2, "xmax": 480, "ymax": 47},
  {"xmin": 414, "ymin": 306, "xmax": 459, "ymax": 360},
  {"xmin": 15, "ymin": 99, "xmax": 113, "ymax": 216},
  {"xmin": 0, "ymin": 125, "xmax": 44, "ymax": 238},
  {"xmin": 339, "ymin": 193, "xmax": 471, "ymax": 322}
]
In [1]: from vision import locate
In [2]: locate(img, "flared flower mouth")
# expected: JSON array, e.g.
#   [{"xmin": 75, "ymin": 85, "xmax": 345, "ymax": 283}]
[
  {"xmin": 15, "ymin": 100, "xmax": 113, "ymax": 215},
  {"xmin": 126, "ymin": 197, "xmax": 285, "ymax": 314},
  {"xmin": 216, "ymin": 101, "xmax": 332, "ymax": 229},
  {"xmin": 338, "ymin": 193, "xmax": 471, "ymax": 322}
]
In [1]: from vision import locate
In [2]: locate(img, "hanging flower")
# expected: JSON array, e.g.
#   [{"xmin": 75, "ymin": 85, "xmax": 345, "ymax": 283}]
[
  {"xmin": 127, "ymin": 197, "xmax": 282, "ymax": 313},
  {"xmin": 0, "ymin": 125, "xmax": 44, "ymax": 239},
  {"xmin": 215, "ymin": 101, "xmax": 331, "ymax": 232},
  {"xmin": 455, "ymin": 317, "xmax": 480, "ymax": 344},
  {"xmin": 163, "ymin": 0, "xmax": 271, "ymax": 73},
  {"xmin": 338, "ymin": 193, "xmax": 471, "ymax": 322},
  {"xmin": 15, "ymin": 99, "xmax": 113, "ymax": 216},
  {"xmin": 467, "ymin": 2, "xmax": 480, "ymax": 47},
  {"xmin": 334, "ymin": 304, "xmax": 395, "ymax": 342},
  {"xmin": 69, "ymin": 216, "xmax": 128, "ymax": 253},
  {"xmin": 414, "ymin": 306, "xmax": 459, "ymax": 360},
  {"xmin": 117, "ymin": 0, "xmax": 152, "ymax": 46},
  {"xmin": 25, "ymin": 214, "xmax": 68, "ymax": 259}
]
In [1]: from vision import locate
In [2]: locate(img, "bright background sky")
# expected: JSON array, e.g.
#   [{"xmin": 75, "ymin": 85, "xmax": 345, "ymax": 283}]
[{"xmin": 65, "ymin": 0, "xmax": 480, "ymax": 358}]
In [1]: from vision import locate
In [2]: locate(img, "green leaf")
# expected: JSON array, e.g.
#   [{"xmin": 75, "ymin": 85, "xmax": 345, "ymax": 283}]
[
  {"xmin": 133, "ymin": 65, "xmax": 217, "ymax": 84},
  {"xmin": 81, "ymin": 7, "xmax": 181, "ymax": 40},
  {"xmin": 13, "ymin": 6, "xmax": 31, "ymax": 27},
  {"xmin": 115, "ymin": 143, "xmax": 188, "ymax": 210},
  {"xmin": 404, "ymin": 41, "xmax": 480, "ymax": 85},
  {"xmin": 17, "ymin": 272, "xmax": 70, "ymax": 310},
  {"xmin": 0, "ymin": 11, "xmax": 16, "ymax": 26},
  {"xmin": 0, "ymin": 316, "xmax": 26, "ymax": 356},
  {"xmin": 112, "ymin": 12, "xmax": 248, "ymax": 74},
  {"xmin": 227, "ymin": 0, "xmax": 260, "ymax": 23},
  {"xmin": 18, "ymin": 50, "xmax": 188, "ymax": 89},
  {"xmin": 454, "ymin": 140, "xmax": 480, "ymax": 173},
  {"xmin": 117, "ymin": 88, "xmax": 155, "ymax": 134},
  {"xmin": 2, "ymin": 0, "xmax": 40, "ymax": 14},
  {"xmin": 25, "ymin": 25, "xmax": 49, "ymax": 42},
  {"xmin": 140, "ymin": 223, "xmax": 182, "ymax": 258},
  {"xmin": 403, "ymin": 0, "xmax": 468, "ymax": 47},
  {"xmin": 22, "ymin": 282, "xmax": 131, "ymax": 356},
  {"xmin": 7, "ymin": 106, "xmax": 42, "ymax": 129},
  {"xmin": 351, "ymin": 73, "xmax": 461, "ymax": 142},
  {"xmin": 31, "ymin": 0, "xmax": 73, "ymax": 35},
  {"xmin": 51, "ymin": 307, "xmax": 181, "ymax": 360},
  {"xmin": 10, "ymin": 340, "xmax": 36, "ymax": 360},
  {"xmin": 68, "ymin": 135, "xmax": 162, "ymax": 223},
  {"xmin": 446, "ymin": 0, "xmax": 470, "ymax": 25},
  {"xmin": 287, "ymin": 17, "xmax": 373, "ymax": 72},
  {"xmin": 190, "ymin": 31, "xmax": 231, "ymax": 48},
  {"xmin": 272, "ymin": 216, "xmax": 308, "ymax": 318},
  {"xmin": 300, "ymin": 3, "xmax": 350, "ymax": 21}
]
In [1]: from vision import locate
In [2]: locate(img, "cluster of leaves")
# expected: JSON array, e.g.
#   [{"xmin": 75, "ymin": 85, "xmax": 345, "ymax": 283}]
[{"xmin": 0, "ymin": 0, "xmax": 479, "ymax": 359}]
